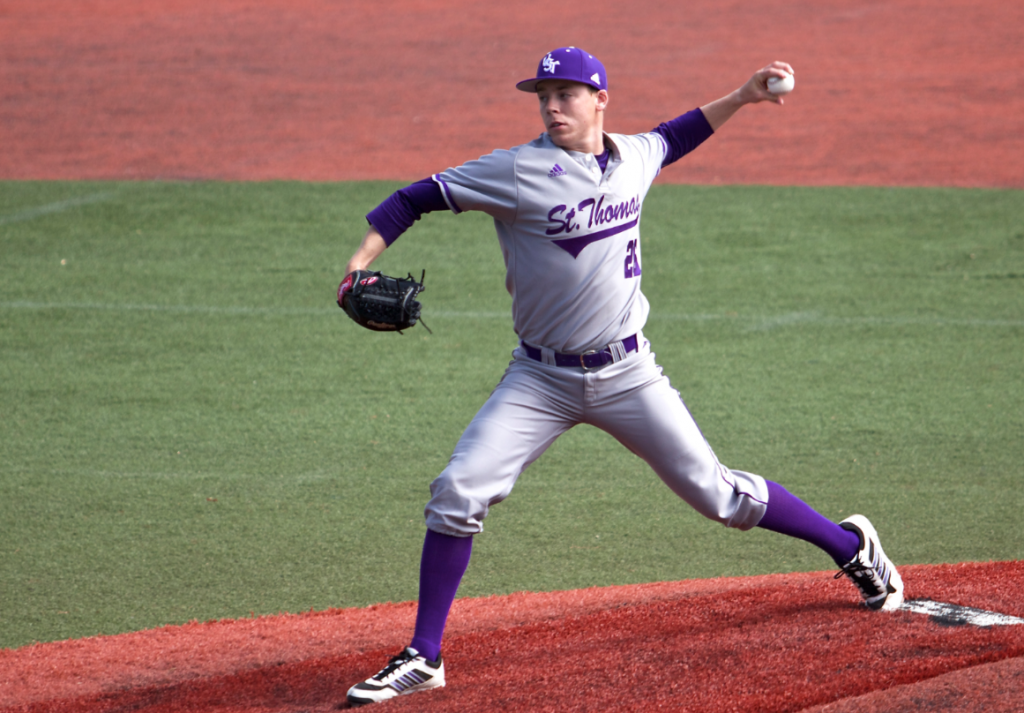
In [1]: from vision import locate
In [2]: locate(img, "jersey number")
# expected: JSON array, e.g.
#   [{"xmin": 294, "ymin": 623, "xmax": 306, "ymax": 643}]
[{"xmin": 624, "ymin": 239, "xmax": 642, "ymax": 279}]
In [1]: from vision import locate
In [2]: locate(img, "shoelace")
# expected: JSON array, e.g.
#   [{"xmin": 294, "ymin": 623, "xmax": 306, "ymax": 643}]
[
  {"xmin": 372, "ymin": 652, "xmax": 416, "ymax": 681},
  {"xmin": 835, "ymin": 560, "xmax": 884, "ymax": 597}
]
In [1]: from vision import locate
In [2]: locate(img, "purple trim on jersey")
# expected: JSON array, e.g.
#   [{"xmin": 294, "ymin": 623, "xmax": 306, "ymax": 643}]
[
  {"xmin": 432, "ymin": 174, "xmax": 463, "ymax": 215},
  {"xmin": 596, "ymin": 149, "xmax": 609, "ymax": 174},
  {"xmin": 652, "ymin": 108, "xmax": 714, "ymax": 168},
  {"xmin": 552, "ymin": 216, "xmax": 639, "ymax": 258},
  {"xmin": 366, "ymin": 178, "xmax": 449, "ymax": 246},
  {"xmin": 651, "ymin": 133, "xmax": 668, "ymax": 178}
]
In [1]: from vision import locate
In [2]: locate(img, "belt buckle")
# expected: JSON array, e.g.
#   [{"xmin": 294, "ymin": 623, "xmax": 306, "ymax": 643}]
[{"xmin": 579, "ymin": 349, "xmax": 600, "ymax": 371}]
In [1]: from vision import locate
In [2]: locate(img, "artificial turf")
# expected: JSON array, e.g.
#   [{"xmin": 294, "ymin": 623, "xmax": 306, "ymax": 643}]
[{"xmin": 1, "ymin": 180, "xmax": 1021, "ymax": 648}]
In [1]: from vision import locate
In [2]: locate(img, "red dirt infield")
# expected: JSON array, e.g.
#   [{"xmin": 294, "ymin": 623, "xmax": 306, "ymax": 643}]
[
  {"xmin": 1, "ymin": 0, "xmax": 1022, "ymax": 186},
  {"xmin": 2, "ymin": 562, "xmax": 1023, "ymax": 712}
]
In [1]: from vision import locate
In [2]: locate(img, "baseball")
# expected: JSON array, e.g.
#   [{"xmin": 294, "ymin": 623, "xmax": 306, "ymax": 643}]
[{"xmin": 767, "ymin": 73, "xmax": 795, "ymax": 95}]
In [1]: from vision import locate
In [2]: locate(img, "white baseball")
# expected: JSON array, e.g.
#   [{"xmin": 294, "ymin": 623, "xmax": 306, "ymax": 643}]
[{"xmin": 767, "ymin": 73, "xmax": 795, "ymax": 95}]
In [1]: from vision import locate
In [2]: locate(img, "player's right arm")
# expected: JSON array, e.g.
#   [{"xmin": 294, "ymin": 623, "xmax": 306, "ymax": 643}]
[
  {"xmin": 651, "ymin": 61, "xmax": 793, "ymax": 170},
  {"xmin": 699, "ymin": 61, "xmax": 794, "ymax": 130}
]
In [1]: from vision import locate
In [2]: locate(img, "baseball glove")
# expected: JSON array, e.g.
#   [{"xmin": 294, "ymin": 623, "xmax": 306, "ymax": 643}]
[{"xmin": 337, "ymin": 270, "xmax": 430, "ymax": 334}]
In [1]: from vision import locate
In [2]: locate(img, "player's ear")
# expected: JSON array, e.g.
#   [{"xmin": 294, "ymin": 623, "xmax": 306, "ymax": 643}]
[{"xmin": 595, "ymin": 89, "xmax": 609, "ymax": 112}]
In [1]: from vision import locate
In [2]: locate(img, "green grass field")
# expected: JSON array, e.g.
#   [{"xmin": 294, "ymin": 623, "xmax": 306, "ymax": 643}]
[{"xmin": 1, "ymin": 180, "xmax": 1022, "ymax": 650}]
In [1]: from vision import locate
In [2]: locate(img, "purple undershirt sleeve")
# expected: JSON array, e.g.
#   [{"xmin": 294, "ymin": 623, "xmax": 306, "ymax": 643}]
[
  {"xmin": 652, "ymin": 108, "xmax": 715, "ymax": 168},
  {"xmin": 365, "ymin": 178, "xmax": 449, "ymax": 246}
]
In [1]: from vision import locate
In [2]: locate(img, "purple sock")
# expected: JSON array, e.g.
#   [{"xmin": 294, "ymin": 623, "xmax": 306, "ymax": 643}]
[
  {"xmin": 409, "ymin": 529, "xmax": 473, "ymax": 661},
  {"xmin": 757, "ymin": 480, "xmax": 860, "ymax": 566}
]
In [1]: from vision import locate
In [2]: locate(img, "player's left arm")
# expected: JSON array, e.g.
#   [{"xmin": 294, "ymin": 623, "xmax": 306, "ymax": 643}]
[
  {"xmin": 338, "ymin": 179, "xmax": 445, "ymax": 302},
  {"xmin": 345, "ymin": 226, "xmax": 388, "ymax": 275},
  {"xmin": 699, "ymin": 61, "xmax": 794, "ymax": 131},
  {"xmin": 342, "ymin": 178, "xmax": 448, "ymax": 276}
]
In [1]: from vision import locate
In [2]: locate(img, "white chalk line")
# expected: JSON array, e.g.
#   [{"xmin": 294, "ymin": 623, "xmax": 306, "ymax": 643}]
[
  {"xmin": 899, "ymin": 599, "xmax": 1024, "ymax": 627},
  {"xmin": 1, "ymin": 301, "xmax": 1022, "ymax": 329},
  {"xmin": 0, "ymin": 190, "xmax": 118, "ymax": 226},
  {"xmin": 0, "ymin": 300, "xmax": 332, "ymax": 317}
]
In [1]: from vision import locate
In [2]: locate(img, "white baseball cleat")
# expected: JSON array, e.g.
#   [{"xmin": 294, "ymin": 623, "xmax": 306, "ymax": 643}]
[
  {"xmin": 835, "ymin": 514, "xmax": 904, "ymax": 611},
  {"xmin": 346, "ymin": 647, "xmax": 445, "ymax": 707}
]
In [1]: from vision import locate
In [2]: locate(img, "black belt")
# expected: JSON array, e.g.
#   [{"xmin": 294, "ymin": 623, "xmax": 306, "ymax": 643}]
[{"xmin": 521, "ymin": 334, "xmax": 638, "ymax": 370}]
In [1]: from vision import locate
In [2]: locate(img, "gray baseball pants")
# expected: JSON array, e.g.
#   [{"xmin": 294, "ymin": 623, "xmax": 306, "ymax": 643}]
[{"xmin": 425, "ymin": 338, "xmax": 768, "ymax": 536}]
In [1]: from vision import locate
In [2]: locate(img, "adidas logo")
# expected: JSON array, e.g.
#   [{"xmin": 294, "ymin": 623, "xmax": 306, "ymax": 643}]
[{"xmin": 548, "ymin": 163, "xmax": 568, "ymax": 178}]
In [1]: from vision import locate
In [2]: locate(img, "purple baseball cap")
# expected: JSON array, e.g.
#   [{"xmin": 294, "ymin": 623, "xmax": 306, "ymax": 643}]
[{"xmin": 516, "ymin": 47, "xmax": 607, "ymax": 93}]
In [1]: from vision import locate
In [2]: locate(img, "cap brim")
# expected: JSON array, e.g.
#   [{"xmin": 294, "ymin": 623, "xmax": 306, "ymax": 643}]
[{"xmin": 515, "ymin": 77, "xmax": 602, "ymax": 93}]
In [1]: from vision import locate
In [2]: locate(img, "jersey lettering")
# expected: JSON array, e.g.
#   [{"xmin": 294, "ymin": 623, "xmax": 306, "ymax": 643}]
[
  {"xmin": 545, "ymin": 204, "xmax": 581, "ymax": 235},
  {"xmin": 546, "ymin": 194, "xmax": 640, "ymax": 236},
  {"xmin": 624, "ymin": 238, "xmax": 642, "ymax": 278},
  {"xmin": 582, "ymin": 195, "xmax": 640, "ymax": 229}
]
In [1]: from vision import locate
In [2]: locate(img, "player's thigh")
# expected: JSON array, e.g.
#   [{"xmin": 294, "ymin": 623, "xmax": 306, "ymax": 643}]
[
  {"xmin": 426, "ymin": 364, "xmax": 577, "ymax": 534},
  {"xmin": 588, "ymin": 373, "xmax": 763, "ymax": 527},
  {"xmin": 589, "ymin": 375, "xmax": 717, "ymax": 492}
]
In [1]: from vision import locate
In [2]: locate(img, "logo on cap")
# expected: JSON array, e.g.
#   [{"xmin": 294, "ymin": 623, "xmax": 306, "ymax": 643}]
[{"xmin": 516, "ymin": 47, "xmax": 606, "ymax": 93}]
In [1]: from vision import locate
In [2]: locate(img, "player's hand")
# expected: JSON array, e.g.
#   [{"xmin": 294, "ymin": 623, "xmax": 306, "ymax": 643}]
[{"xmin": 738, "ymin": 61, "xmax": 795, "ymax": 105}]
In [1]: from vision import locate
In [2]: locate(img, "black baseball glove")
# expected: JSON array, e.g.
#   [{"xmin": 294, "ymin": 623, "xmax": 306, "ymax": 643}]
[{"xmin": 337, "ymin": 270, "xmax": 430, "ymax": 334}]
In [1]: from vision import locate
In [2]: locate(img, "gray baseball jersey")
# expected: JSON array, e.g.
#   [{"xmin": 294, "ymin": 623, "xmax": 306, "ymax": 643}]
[
  {"xmin": 424, "ymin": 130, "xmax": 769, "ymax": 537},
  {"xmin": 433, "ymin": 131, "xmax": 663, "ymax": 354}
]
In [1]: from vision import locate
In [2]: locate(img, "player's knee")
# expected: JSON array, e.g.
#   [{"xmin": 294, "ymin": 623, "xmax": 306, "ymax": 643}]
[
  {"xmin": 658, "ymin": 464, "xmax": 768, "ymax": 531},
  {"xmin": 424, "ymin": 470, "xmax": 489, "ymax": 536},
  {"xmin": 695, "ymin": 472, "xmax": 768, "ymax": 531},
  {"xmin": 423, "ymin": 434, "xmax": 527, "ymax": 535}
]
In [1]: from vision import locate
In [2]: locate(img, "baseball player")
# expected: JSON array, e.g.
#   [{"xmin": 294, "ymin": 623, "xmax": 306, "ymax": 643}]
[{"xmin": 341, "ymin": 48, "xmax": 903, "ymax": 707}]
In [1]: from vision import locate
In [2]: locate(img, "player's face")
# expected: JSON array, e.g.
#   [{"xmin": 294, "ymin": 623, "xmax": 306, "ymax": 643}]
[{"xmin": 536, "ymin": 80, "xmax": 608, "ymax": 152}]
